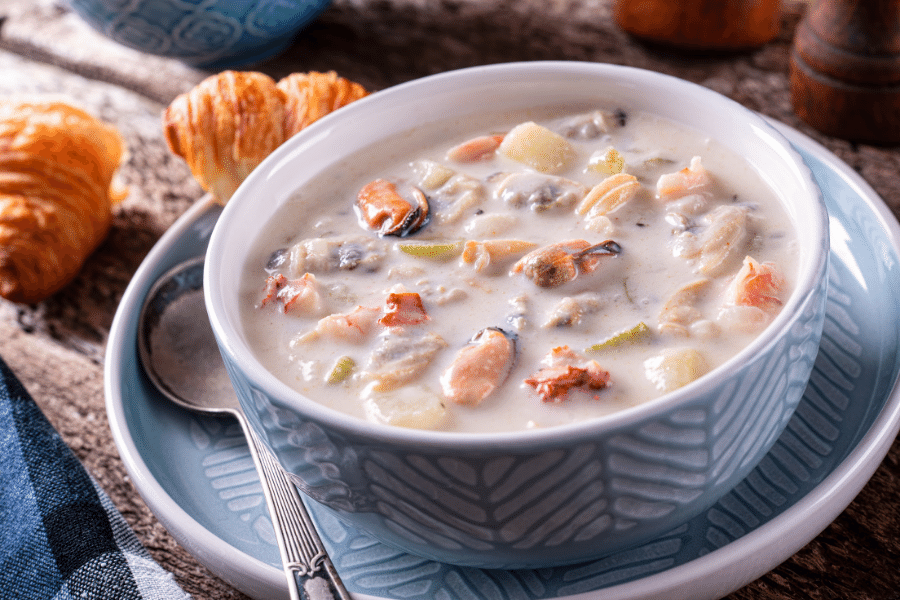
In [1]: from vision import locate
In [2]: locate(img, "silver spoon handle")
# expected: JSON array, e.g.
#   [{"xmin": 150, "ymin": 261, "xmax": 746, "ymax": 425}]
[{"xmin": 239, "ymin": 415, "xmax": 352, "ymax": 600}]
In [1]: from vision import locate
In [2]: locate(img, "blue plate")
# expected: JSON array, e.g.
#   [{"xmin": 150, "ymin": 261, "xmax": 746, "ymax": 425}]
[{"xmin": 105, "ymin": 122, "xmax": 900, "ymax": 600}]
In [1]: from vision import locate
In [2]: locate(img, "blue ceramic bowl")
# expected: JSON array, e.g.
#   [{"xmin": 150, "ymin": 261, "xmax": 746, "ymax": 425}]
[
  {"xmin": 64, "ymin": 0, "xmax": 331, "ymax": 68},
  {"xmin": 204, "ymin": 62, "xmax": 830, "ymax": 569}
]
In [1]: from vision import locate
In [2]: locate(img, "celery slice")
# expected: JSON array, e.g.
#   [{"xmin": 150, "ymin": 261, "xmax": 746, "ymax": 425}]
[
  {"xmin": 326, "ymin": 356, "xmax": 356, "ymax": 384},
  {"xmin": 586, "ymin": 321, "xmax": 651, "ymax": 352},
  {"xmin": 398, "ymin": 240, "xmax": 464, "ymax": 260}
]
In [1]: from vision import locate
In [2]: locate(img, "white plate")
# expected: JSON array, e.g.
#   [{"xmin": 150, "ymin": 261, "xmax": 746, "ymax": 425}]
[{"xmin": 105, "ymin": 122, "xmax": 900, "ymax": 600}]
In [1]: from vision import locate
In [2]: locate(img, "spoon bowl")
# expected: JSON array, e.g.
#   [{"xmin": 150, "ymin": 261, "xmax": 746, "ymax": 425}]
[
  {"xmin": 138, "ymin": 256, "xmax": 237, "ymax": 414},
  {"xmin": 137, "ymin": 255, "xmax": 350, "ymax": 600}
]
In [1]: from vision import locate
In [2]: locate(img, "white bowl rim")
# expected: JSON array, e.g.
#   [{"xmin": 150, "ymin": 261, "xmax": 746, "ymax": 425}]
[{"xmin": 205, "ymin": 60, "xmax": 829, "ymax": 450}]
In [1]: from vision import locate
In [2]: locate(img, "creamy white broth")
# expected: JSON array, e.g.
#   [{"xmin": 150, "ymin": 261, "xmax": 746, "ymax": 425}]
[{"xmin": 239, "ymin": 105, "xmax": 798, "ymax": 433}]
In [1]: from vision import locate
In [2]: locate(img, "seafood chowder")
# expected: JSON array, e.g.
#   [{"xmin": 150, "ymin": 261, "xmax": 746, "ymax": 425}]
[{"xmin": 239, "ymin": 105, "xmax": 798, "ymax": 433}]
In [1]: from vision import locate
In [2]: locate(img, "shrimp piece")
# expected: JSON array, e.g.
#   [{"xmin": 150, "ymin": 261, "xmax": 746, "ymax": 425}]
[
  {"xmin": 725, "ymin": 256, "xmax": 786, "ymax": 311},
  {"xmin": 542, "ymin": 345, "xmax": 584, "ymax": 366},
  {"xmin": 380, "ymin": 292, "xmax": 429, "ymax": 326},
  {"xmin": 462, "ymin": 239, "xmax": 538, "ymax": 273},
  {"xmin": 524, "ymin": 346, "xmax": 610, "ymax": 403},
  {"xmin": 258, "ymin": 273, "xmax": 324, "ymax": 316},
  {"xmin": 441, "ymin": 328, "xmax": 516, "ymax": 406},
  {"xmin": 446, "ymin": 134, "xmax": 505, "ymax": 162},
  {"xmin": 656, "ymin": 156, "xmax": 714, "ymax": 201},
  {"xmin": 259, "ymin": 273, "xmax": 288, "ymax": 308},
  {"xmin": 298, "ymin": 305, "xmax": 381, "ymax": 344},
  {"xmin": 512, "ymin": 239, "xmax": 622, "ymax": 288},
  {"xmin": 356, "ymin": 178, "xmax": 429, "ymax": 237},
  {"xmin": 718, "ymin": 257, "xmax": 786, "ymax": 334}
]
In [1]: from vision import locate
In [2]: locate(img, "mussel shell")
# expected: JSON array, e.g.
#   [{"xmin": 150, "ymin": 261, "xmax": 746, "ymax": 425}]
[
  {"xmin": 390, "ymin": 189, "xmax": 431, "ymax": 237},
  {"xmin": 356, "ymin": 179, "xmax": 431, "ymax": 237}
]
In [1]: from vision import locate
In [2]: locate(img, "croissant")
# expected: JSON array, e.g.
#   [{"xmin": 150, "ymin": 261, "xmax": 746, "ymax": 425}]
[
  {"xmin": 0, "ymin": 100, "xmax": 125, "ymax": 304},
  {"xmin": 163, "ymin": 70, "xmax": 369, "ymax": 204},
  {"xmin": 277, "ymin": 71, "xmax": 369, "ymax": 138},
  {"xmin": 163, "ymin": 71, "xmax": 287, "ymax": 205}
]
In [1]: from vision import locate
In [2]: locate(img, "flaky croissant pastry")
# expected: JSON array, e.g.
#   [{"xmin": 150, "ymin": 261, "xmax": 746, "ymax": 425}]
[
  {"xmin": 163, "ymin": 71, "xmax": 286, "ymax": 205},
  {"xmin": 277, "ymin": 71, "xmax": 369, "ymax": 138},
  {"xmin": 0, "ymin": 100, "xmax": 126, "ymax": 304},
  {"xmin": 163, "ymin": 70, "xmax": 369, "ymax": 204}
]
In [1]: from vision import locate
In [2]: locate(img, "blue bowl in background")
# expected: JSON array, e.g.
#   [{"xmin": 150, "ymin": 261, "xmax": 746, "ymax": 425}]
[{"xmin": 65, "ymin": 0, "xmax": 332, "ymax": 68}]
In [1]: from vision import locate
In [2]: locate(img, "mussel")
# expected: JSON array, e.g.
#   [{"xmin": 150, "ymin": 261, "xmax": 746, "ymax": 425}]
[
  {"xmin": 356, "ymin": 178, "xmax": 430, "ymax": 237},
  {"xmin": 440, "ymin": 327, "xmax": 517, "ymax": 406},
  {"xmin": 513, "ymin": 239, "xmax": 622, "ymax": 288}
]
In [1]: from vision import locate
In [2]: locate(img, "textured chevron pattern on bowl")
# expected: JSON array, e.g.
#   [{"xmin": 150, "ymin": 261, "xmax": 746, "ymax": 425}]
[
  {"xmin": 191, "ymin": 250, "xmax": 858, "ymax": 598},
  {"xmin": 226, "ymin": 267, "xmax": 825, "ymax": 568}
]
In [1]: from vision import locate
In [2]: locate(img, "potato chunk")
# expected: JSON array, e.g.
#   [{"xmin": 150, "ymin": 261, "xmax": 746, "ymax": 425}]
[
  {"xmin": 499, "ymin": 121, "xmax": 576, "ymax": 173},
  {"xmin": 644, "ymin": 348, "xmax": 709, "ymax": 393},
  {"xmin": 363, "ymin": 386, "xmax": 448, "ymax": 429},
  {"xmin": 412, "ymin": 159, "xmax": 455, "ymax": 189}
]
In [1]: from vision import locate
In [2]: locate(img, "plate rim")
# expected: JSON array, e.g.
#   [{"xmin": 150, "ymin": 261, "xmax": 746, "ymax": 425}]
[
  {"xmin": 104, "ymin": 196, "xmax": 285, "ymax": 598},
  {"xmin": 103, "ymin": 122, "xmax": 900, "ymax": 600}
]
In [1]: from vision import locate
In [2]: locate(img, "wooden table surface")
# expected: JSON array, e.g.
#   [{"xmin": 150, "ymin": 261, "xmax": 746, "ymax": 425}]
[{"xmin": 1, "ymin": 1, "xmax": 899, "ymax": 598}]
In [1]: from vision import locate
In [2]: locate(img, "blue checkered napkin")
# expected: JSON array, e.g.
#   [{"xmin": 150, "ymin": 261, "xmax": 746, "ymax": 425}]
[{"xmin": 0, "ymin": 356, "xmax": 191, "ymax": 599}]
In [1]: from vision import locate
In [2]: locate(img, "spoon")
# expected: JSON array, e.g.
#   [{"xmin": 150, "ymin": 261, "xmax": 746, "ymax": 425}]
[{"xmin": 137, "ymin": 255, "xmax": 351, "ymax": 600}]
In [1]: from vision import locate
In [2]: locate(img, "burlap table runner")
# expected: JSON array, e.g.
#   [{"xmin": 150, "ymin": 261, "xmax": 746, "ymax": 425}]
[{"xmin": 1, "ymin": 1, "xmax": 898, "ymax": 598}]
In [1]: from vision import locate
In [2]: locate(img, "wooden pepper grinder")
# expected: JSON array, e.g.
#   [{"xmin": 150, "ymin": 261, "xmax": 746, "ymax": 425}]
[
  {"xmin": 791, "ymin": 0, "xmax": 900, "ymax": 143},
  {"xmin": 613, "ymin": 0, "xmax": 781, "ymax": 50}
]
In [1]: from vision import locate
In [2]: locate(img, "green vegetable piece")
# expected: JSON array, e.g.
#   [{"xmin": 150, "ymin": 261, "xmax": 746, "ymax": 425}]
[
  {"xmin": 327, "ymin": 356, "xmax": 356, "ymax": 384},
  {"xmin": 398, "ymin": 240, "xmax": 464, "ymax": 260},
  {"xmin": 586, "ymin": 322, "xmax": 651, "ymax": 352}
]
